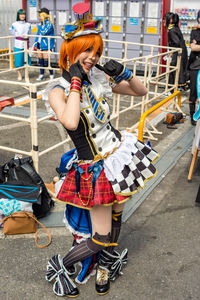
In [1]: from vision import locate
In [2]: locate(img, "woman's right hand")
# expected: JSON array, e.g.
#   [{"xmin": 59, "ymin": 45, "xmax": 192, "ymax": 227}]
[{"xmin": 69, "ymin": 61, "xmax": 91, "ymax": 85}]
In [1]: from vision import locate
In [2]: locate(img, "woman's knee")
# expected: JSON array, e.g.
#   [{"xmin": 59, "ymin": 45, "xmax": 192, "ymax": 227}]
[
  {"xmin": 112, "ymin": 210, "xmax": 123, "ymax": 227},
  {"xmin": 87, "ymin": 232, "xmax": 111, "ymax": 253},
  {"xmin": 113, "ymin": 203, "xmax": 125, "ymax": 213},
  {"xmin": 37, "ymin": 53, "xmax": 42, "ymax": 59}
]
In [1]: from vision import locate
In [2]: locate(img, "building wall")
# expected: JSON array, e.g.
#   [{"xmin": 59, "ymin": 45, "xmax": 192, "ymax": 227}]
[
  {"xmin": 171, "ymin": 0, "xmax": 200, "ymax": 55},
  {"xmin": 0, "ymin": 0, "xmax": 165, "ymax": 59},
  {"xmin": 0, "ymin": 0, "xmax": 22, "ymax": 49},
  {"xmin": 25, "ymin": 0, "xmax": 163, "ymax": 61}
]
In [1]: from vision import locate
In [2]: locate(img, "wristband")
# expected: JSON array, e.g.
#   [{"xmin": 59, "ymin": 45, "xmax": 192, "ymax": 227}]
[
  {"xmin": 70, "ymin": 77, "xmax": 82, "ymax": 93},
  {"xmin": 110, "ymin": 66, "xmax": 133, "ymax": 84}
]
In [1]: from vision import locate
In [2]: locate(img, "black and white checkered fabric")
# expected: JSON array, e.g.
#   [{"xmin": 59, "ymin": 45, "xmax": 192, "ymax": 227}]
[{"xmin": 110, "ymin": 142, "xmax": 157, "ymax": 195}]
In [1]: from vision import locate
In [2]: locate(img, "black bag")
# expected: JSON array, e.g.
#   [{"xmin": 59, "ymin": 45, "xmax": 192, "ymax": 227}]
[{"xmin": 1, "ymin": 157, "xmax": 54, "ymax": 219}]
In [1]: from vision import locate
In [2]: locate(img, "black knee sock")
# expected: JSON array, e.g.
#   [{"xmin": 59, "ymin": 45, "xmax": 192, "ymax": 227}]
[
  {"xmin": 189, "ymin": 102, "xmax": 196, "ymax": 120},
  {"xmin": 43, "ymin": 59, "xmax": 48, "ymax": 75},
  {"xmin": 39, "ymin": 58, "xmax": 44, "ymax": 75},
  {"xmin": 44, "ymin": 59, "xmax": 53, "ymax": 75},
  {"xmin": 63, "ymin": 232, "xmax": 110, "ymax": 268},
  {"xmin": 106, "ymin": 211, "xmax": 122, "ymax": 254}
]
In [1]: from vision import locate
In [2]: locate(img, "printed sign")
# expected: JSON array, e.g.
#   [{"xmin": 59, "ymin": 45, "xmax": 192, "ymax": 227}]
[
  {"xmin": 111, "ymin": 25, "xmax": 121, "ymax": 32},
  {"xmin": 112, "ymin": 2, "xmax": 122, "ymax": 17},
  {"xmin": 148, "ymin": 2, "xmax": 158, "ymax": 18},
  {"xmin": 130, "ymin": 18, "xmax": 139, "ymax": 25},
  {"xmin": 59, "ymin": 11, "xmax": 67, "ymax": 25},
  {"xmin": 130, "ymin": 2, "xmax": 139, "ymax": 18},
  {"xmin": 29, "ymin": 0, "xmax": 36, "ymax": 7},
  {"xmin": 95, "ymin": 1, "xmax": 104, "ymax": 16},
  {"xmin": 147, "ymin": 18, "xmax": 157, "ymax": 27},
  {"xmin": 29, "ymin": 0, "xmax": 37, "ymax": 21},
  {"xmin": 147, "ymin": 27, "xmax": 157, "ymax": 34}
]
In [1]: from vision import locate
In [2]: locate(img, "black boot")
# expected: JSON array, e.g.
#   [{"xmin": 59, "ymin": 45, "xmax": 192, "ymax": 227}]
[
  {"xmin": 46, "ymin": 254, "xmax": 79, "ymax": 298},
  {"xmin": 95, "ymin": 251, "xmax": 110, "ymax": 295},
  {"xmin": 189, "ymin": 102, "xmax": 196, "ymax": 126},
  {"xmin": 95, "ymin": 249, "xmax": 128, "ymax": 295},
  {"xmin": 191, "ymin": 119, "xmax": 197, "ymax": 126},
  {"xmin": 109, "ymin": 249, "xmax": 128, "ymax": 281}
]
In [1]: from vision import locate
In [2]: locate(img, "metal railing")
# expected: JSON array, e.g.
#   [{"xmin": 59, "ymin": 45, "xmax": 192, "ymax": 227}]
[
  {"xmin": 136, "ymin": 91, "xmax": 182, "ymax": 142},
  {"xmin": 0, "ymin": 34, "xmax": 182, "ymax": 171}
]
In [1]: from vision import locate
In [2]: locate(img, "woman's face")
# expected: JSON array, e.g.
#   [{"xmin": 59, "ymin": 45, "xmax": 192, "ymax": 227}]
[
  {"xmin": 19, "ymin": 13, "xmax": 26, "ymax": 21},
  {"xmin": 163, "ymin": 18, "xmax": 167, "ymax": 28},
  {"xmin": 75, "ymin": 46, "xmax": 100, "ymax": 74}
]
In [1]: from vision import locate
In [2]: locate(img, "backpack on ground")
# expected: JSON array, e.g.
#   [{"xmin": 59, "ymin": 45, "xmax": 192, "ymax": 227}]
[{"xmin": 0, "ymin": 156, "xmax": 54, "ymax": 219}]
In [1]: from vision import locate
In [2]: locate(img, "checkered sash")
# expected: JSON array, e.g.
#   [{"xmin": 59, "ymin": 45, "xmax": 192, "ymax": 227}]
[{"xmin": 109, "ymin": 141, "xmax": 157, "ymax": 195}]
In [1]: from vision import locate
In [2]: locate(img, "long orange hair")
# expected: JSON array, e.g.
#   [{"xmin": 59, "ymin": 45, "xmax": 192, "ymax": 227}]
[{"xmin": 59, "ymin": 34, "xmax": 103, "ymax": 71}]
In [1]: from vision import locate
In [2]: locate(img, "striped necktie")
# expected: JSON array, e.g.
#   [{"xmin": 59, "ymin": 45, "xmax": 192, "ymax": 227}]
[{"xmin": 83, "ymin": 81, "xmax": 107, "ymax": 123}]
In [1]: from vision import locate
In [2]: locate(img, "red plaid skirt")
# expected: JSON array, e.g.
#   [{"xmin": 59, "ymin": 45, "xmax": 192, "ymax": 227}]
[{"xmin": 57, "ymin": 163, "xmax": 128, "ymax": 209}]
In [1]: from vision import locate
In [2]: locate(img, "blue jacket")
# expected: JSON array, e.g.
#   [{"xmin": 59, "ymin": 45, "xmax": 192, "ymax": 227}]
[{"xmin": 35, "ymin": 19, "xmax": 55, "ymax": 51}]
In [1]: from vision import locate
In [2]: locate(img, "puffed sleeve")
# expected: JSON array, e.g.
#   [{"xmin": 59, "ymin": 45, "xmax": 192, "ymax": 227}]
[
  {"xmin": 93, "ymin": 67, "xmax": 113, "ymax": 99},
  {"xmin": 9, "ymin": 22, "xmax": 16, "ymax": 35},
  {"xmin": 42, "ymin": 77, "xmax": 70, "ymax": 116}
]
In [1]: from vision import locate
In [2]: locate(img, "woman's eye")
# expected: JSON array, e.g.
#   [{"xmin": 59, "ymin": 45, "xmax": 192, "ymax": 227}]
[{"xmin": 96, "ymin": 50, "xmax": 100, "ymax": 56}]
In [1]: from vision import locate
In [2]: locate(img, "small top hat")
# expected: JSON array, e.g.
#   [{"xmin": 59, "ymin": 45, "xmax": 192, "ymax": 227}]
[{"xmin": 61, "ymin": 2, "xmax": 103, "ymax": 40}]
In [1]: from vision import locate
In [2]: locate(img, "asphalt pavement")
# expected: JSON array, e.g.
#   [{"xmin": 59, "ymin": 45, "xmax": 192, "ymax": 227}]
[{"xmin": 0, "ymin": 68, "xmax": 200, "ymax": 300}]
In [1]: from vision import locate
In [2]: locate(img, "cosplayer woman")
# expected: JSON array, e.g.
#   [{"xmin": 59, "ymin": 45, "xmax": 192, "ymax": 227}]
[
  {"xmin": 163, "ymin": 12, "xmax": 188, "ymax": 93},
  {"xmin": 188, "ymin": 10, "xmax": 200, "ymax": 125},
  {"xmin": 34, "ymin": 8, "xmax": 55, "ymax": 81},
  {"xmin": 10, "ymin": 9, "xmax": 31, "ymax": 81},
  {"xmin": 45, "ymin": 3, "xmax": 158, "ymax": 298}
]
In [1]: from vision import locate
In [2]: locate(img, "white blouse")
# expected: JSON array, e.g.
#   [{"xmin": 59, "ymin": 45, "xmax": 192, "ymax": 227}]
[{"xmin": 10, "ymin": 21, "xmax": 31, "ymax": 49}]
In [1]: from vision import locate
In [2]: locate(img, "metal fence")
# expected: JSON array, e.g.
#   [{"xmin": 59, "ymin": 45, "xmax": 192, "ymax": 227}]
[
  {"xmin": 0, "ymin": 0, "xmax": 22, "ymax": 49},
  {"xmin": 0, "ymin": 34, "xmax": 182, "ymax": 171}
]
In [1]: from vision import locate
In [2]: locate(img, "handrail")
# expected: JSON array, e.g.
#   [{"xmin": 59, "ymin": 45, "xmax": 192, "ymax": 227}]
[
  {"xmin": 0, "ymin": 34, "xmax": 182, "ymax": 171},
  {"xmin": 138, "ymin": 91, "xmax": 181, "ymax": 142},
  {"xmin": 0, "ymin": 49, "xmax": 9, "ymax": 52}
]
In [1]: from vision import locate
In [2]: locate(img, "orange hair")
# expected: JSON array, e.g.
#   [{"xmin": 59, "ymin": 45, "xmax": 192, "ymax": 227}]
[{"xmin": 59, "ymin": 34, "xmax": 103, "ymax": 71}]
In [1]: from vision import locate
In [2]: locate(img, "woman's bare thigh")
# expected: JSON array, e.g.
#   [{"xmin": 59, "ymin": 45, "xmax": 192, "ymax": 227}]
[{"xmin": 90, "ymin": 205, "xmax": 112, "ymax": 236}]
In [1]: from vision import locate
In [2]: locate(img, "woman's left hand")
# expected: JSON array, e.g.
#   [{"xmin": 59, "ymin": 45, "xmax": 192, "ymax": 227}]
[{"xmin": 95, "ymin": 59, "xmax": 123, "ymax": 76}]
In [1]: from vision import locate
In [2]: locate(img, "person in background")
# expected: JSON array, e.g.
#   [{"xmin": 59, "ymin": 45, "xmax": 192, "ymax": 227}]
[
  {"xmin": 10, "ymin": 9, "xmax": 31, "ymax": 81},
  {"xmin": 34, "ymin": 7, "xmax": 55, "ymax": 81},
  {"xmin": 188, "ymin": 10, "xmax": 200, "ymax": 126},
  {"xmin": 163, "ymin": 12, "xmax": 188, "ymax": 95},
  {"xmin": 44, "ymin": 2, "xmax": 158, "ymax": 298}
]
